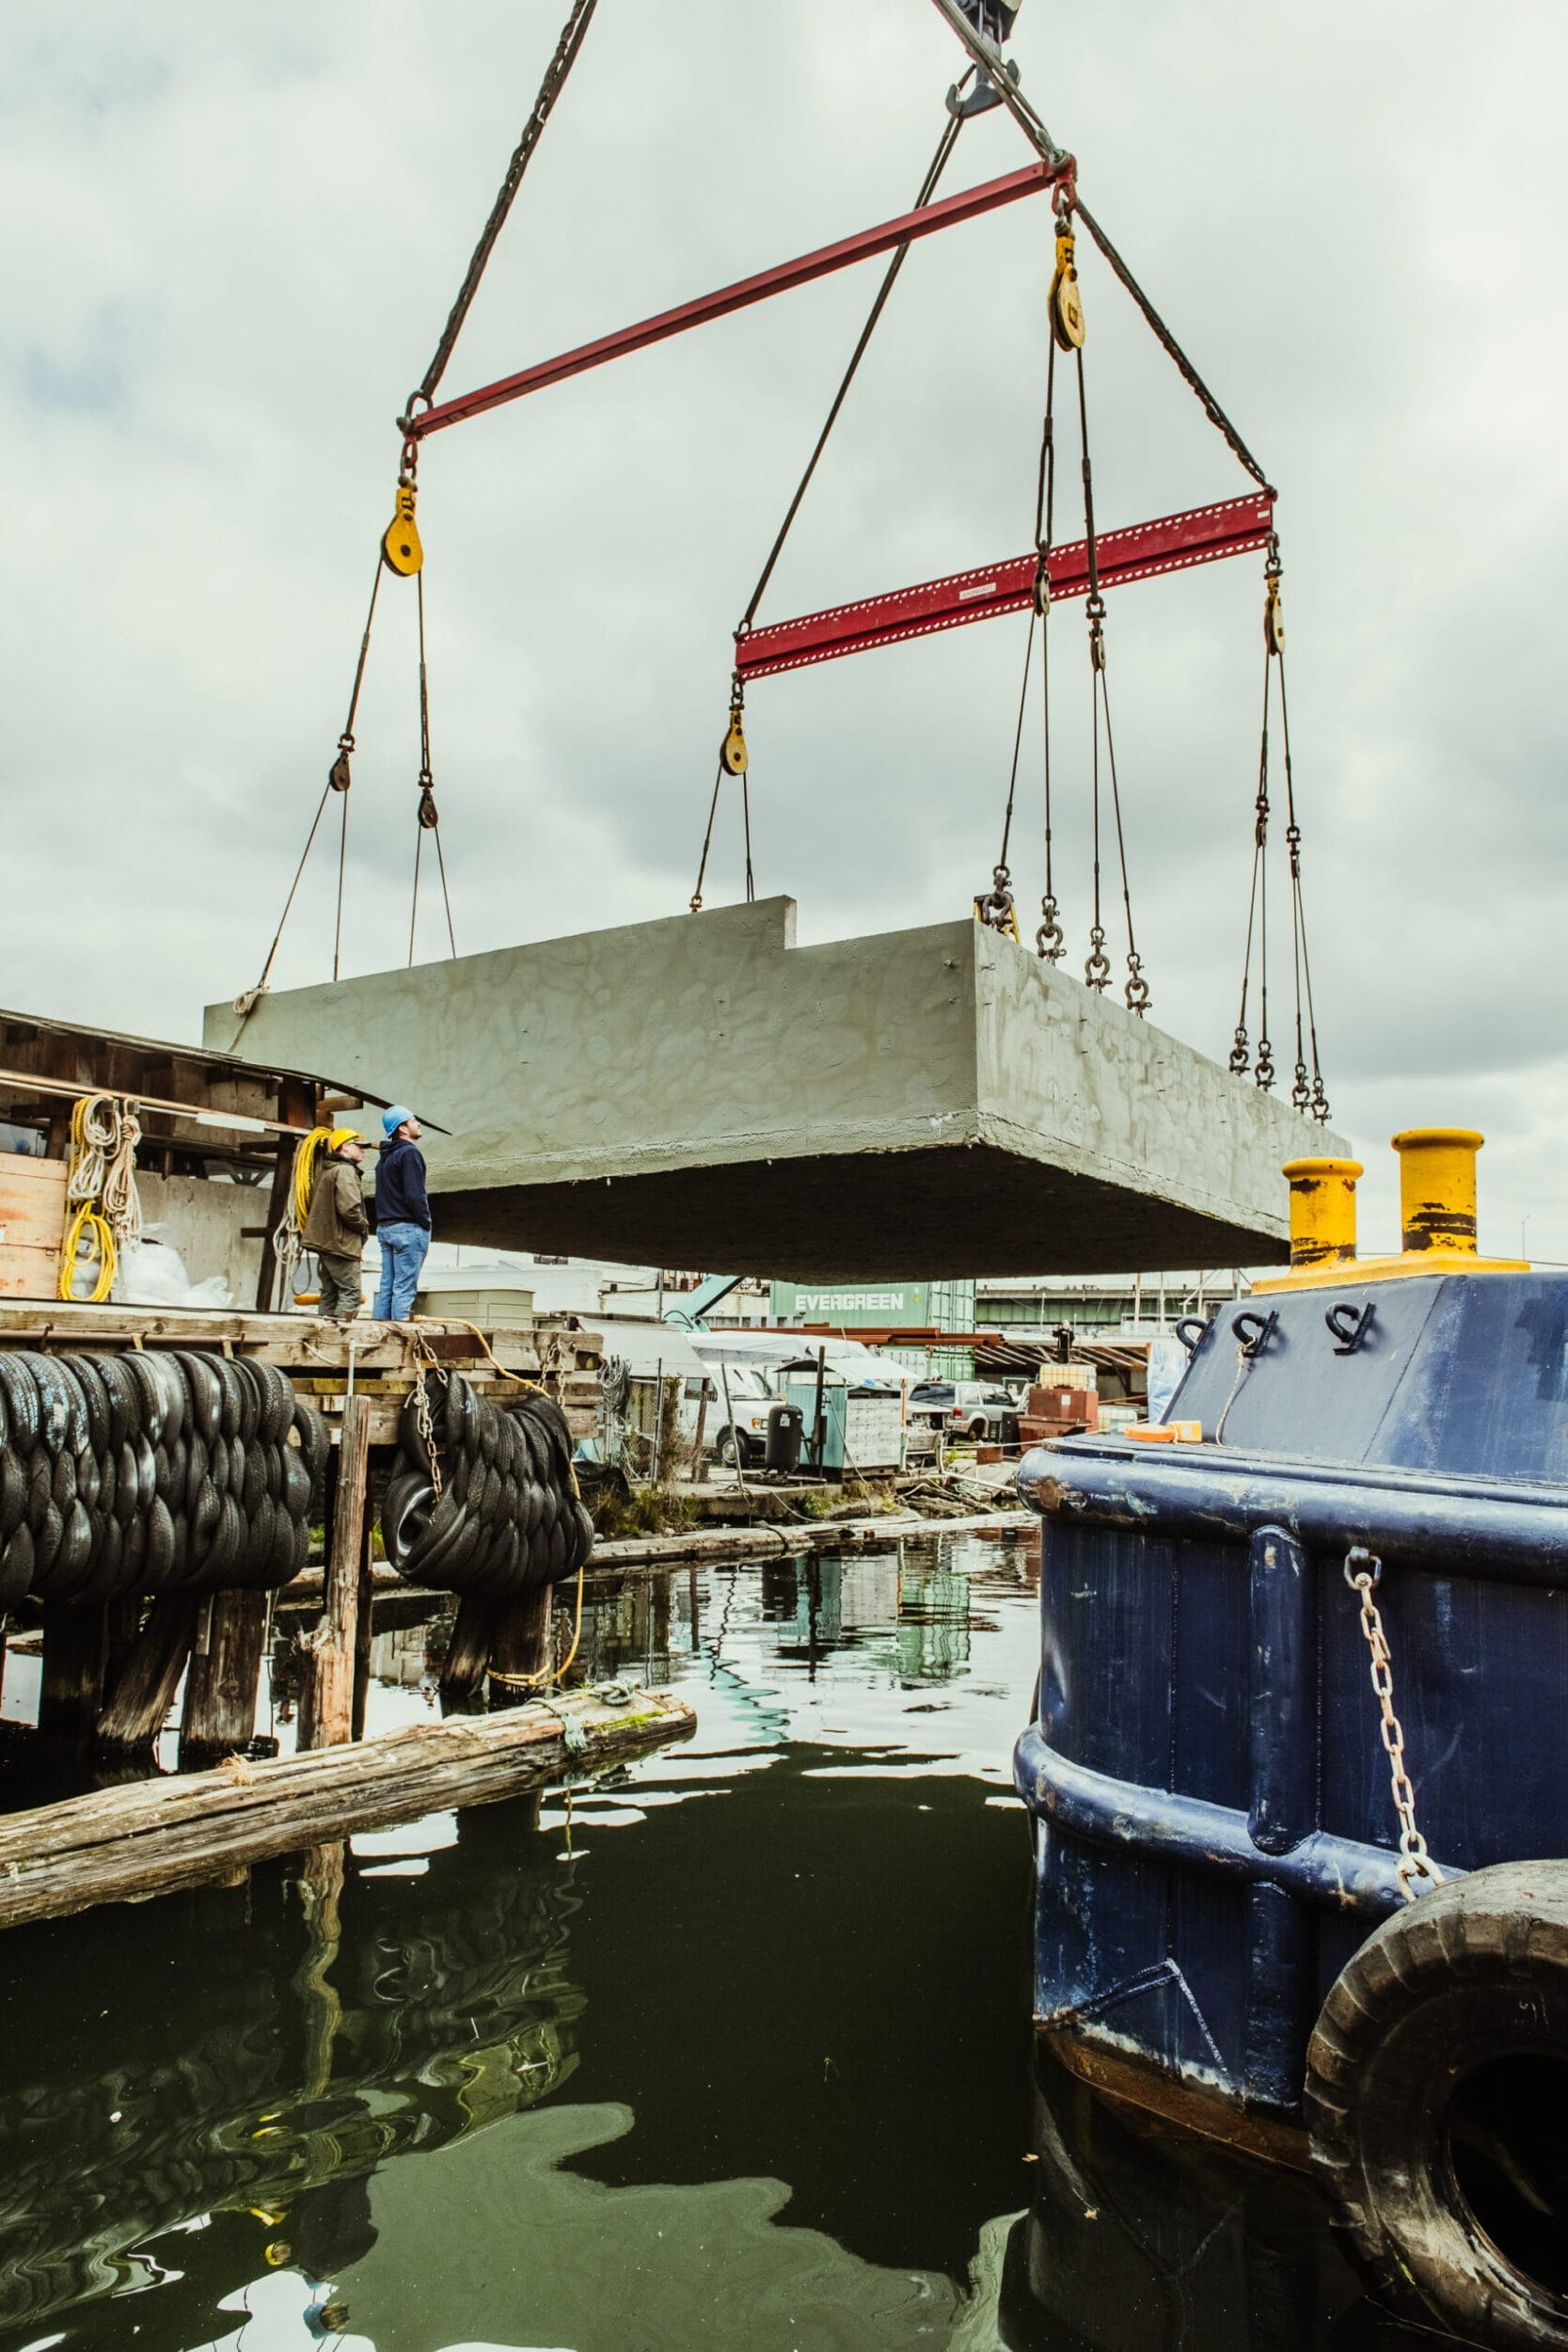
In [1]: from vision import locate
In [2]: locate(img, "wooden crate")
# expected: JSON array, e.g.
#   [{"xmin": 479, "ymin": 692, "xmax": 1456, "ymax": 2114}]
[{"xmin": 0, "ymin": 1156, "xmax": 67, "ymax": 1299}]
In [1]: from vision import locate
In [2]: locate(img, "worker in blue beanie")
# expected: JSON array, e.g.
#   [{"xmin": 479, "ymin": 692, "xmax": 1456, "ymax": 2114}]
[{"xmin": 372, "ymin": 1104, "xmax": 432, "ymax": 1322}]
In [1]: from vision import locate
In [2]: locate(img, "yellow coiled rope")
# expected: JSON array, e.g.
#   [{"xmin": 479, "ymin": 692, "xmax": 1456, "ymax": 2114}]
[{"xmin": 58, "ymin": 1094, "xmax": 143, "ymax": 1303}]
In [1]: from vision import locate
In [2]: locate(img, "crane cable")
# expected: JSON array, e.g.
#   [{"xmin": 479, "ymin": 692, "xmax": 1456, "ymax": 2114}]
[
  {"xmin": 408, "ymin": 568, "xmax": 458, "ymax": 966},
  {"xmin": 234, "ymin": 0, "xmax": 600, "ymax": 1040},
  {"xmin": 1230, "ymin": 542, "xmax": 1331, "ymax": 1122},
  {"xmin": 980, "ymin": 315, "xmax": 1059, "ymax": 947},
  {"xmin": 690, "ymin": 99, "xmax": 973, "ymax": 913},
  {"xmin": 1075, "ymin": 336, "xmax": 1148, "ymax": 1016},
  {"xmin": 403, "ymin": 0, "xmax": 601, "ymax": 422}
]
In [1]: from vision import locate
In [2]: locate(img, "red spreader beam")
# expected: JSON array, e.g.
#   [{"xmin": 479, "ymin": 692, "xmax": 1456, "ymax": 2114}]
[
  {"xmin": 406, "ymin": 158, "xmax": 1067, "ymax": 440},
  {"xmin": 734, "ymin": 492, "xmax": 1276, "ymax": 680}
]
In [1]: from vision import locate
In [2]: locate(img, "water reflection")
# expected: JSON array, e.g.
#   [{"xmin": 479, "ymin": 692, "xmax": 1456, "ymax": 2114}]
[
  {"xmin": 998, "ymin": 2049, "xmax": 1445, "ymax": 2352},
  {"xmin": 0, "ymin": 1533, "xmax": 1452, "ymax": 2351}
]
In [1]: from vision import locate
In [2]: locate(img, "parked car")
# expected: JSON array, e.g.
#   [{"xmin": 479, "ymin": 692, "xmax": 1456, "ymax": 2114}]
[{"xmin": 908, "ymin": 1380, "xmax": 1020, "ymax": 1441}]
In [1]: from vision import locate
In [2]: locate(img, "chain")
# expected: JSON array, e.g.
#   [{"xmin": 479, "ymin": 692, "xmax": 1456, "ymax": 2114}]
[
  {"xmin": 1342, "ymin": 1548, "xmax": 1442, "ymax": 1903},
  {"xmin": 411, "ymin": 1359, "xmax": 443, "ymax": 1504},
  {"xmin": 405, "ymin": 0, "xmax": 601, "ymax": 419}
]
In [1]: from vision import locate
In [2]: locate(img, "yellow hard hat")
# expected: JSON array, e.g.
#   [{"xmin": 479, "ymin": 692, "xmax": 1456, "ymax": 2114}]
[{"xmin": 329, "ymin": 1127, "xmax": 365, "ymax": 1152}]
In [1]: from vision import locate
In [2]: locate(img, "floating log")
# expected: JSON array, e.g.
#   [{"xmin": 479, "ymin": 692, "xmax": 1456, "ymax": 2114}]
[{"xmin": 0, "ymin": 1684, "xmax": 694, "ymax": 1931}]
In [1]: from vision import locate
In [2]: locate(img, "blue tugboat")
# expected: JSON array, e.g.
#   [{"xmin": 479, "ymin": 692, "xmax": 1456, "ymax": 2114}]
[{"xmin": 1015, "ymin": 1130, "xmax": 1568, "ymax": 2347}]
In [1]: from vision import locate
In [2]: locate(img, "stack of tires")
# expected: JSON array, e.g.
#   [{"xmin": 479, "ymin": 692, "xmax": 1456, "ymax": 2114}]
[
  {"xmin": 381, "ymin": 1370, "xmax": 594, "ymax": 1601},
  {"xmin": 0, "ymin": 1351, "xmax": 328, "ymax": 1604}
]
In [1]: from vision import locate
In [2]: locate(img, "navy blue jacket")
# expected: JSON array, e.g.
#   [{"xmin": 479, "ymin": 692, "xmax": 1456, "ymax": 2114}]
[{"xmin": 375, "ymin": 1136, "xmax": 431, "ymax": 1231}]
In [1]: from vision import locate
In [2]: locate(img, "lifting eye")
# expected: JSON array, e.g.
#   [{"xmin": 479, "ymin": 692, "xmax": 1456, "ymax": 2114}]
[
  {"xmin": 1231, "ymin": 1310, "xmax": 1279, "ymax": 1359},
  {"xmin": 1325, "ymin": 1301, "xmax": 1375, "ymax": 1356}
]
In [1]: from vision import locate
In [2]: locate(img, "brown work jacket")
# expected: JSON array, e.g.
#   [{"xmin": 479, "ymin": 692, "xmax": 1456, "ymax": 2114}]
[{"xmin": 301, "ymin": 1156, "xmax": 369, "ymax": 1259}]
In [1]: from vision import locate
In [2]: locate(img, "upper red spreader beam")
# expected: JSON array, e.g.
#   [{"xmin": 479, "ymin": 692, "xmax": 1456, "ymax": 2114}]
[
  {"xmin": 405, "ymin": 157, "xmax": 1068, "ymax": 440},
  {"xmin": 734, "ymin": 492, "xmax": 1276, "ymax": 679}
]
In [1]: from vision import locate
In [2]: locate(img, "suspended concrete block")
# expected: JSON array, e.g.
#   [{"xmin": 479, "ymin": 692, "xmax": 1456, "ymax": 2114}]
[{"xmin": 206, "ymin": 898, "xmax": 1340, "ymax": 1280}]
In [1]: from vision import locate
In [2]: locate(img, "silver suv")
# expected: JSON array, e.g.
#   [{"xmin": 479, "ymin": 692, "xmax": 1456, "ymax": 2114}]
[{"xmin": 908, "ymin": 1380, "xmax": 1018, "ymax": 1441}]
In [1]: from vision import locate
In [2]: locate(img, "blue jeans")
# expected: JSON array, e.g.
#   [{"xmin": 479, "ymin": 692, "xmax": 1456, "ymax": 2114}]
[{"xmin": 372, "ymin": 1221, "xmax": 430, "ymax": 1321}]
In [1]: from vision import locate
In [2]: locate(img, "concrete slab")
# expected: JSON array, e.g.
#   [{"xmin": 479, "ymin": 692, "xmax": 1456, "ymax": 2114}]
[{"xmin": 206, "ymin": 898, "xmax": 1342, "ymax": 1279}]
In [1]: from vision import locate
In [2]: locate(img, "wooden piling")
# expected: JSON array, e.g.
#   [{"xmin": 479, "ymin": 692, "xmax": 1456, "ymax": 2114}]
[
  {"xmin": 440, "ymin": 1596, "xmax": 496, "ymax": 1707},
  {"xmin": 350, "ymin": 1555, "xmax": 374, "ymax": 1742},
  {"xmin": 96, "ymin": 1596, "xmax": 199, "ymax": 1754},
  {"xmin": 40, "ymin": 1603, "xmax": 111, "ymax": 1741},
  {"xmin": 299, "ymin": 1392, "xmax": 370, "ymax": 1751},
  {"xmin": 488, "ymin": 1587, "xmax": 552, "ymax": 1711},
  {"xmin": 180, "ymin": 1592, "xmax": 271, "ymax": 1766}
]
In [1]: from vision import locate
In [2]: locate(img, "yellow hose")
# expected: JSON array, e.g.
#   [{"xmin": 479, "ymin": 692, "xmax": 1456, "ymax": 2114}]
[
  {"xmin": 292, "ymin": 1128, "xmax": 333, "ymax": 1227},
  {"xmin": 58, "ymin": 1202, "xmax": 116, "ymax": 1303}
]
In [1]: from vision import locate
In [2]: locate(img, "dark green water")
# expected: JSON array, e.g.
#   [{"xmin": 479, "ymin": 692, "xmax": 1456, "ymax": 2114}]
[{"xmin": 0, "ymin": 1534, "xmax": 1438, "ymax": 2351}]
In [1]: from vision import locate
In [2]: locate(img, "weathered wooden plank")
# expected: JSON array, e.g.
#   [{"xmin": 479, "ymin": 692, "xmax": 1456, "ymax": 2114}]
[
  {"xmin": 0, "ymin": 1297, "xmax": 601, "ymax": 1372},
  {"xmin": 180, "ymin": 1591, "xmax": 269, "ymax": 1764},
  {"xmin": 0, "ymin": 1686, "xmax": 693, "ymax": 1930},
  {"xmin": 299, "ymin": 1393, "xmax": 370, "ymax": 1750},
  {"xmin": 96, "ymin": 1597, "xmax": 199, "ymax": 1753}
]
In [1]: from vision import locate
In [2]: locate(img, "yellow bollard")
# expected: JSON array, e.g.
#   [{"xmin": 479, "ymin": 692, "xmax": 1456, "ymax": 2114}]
[
  {"xmin": 1282, "ymin": 1157, "xmax": 1364, "ymax": 1269},
  {"xmin": 1391, "ymin": 1128, "xmax": 1483, "ymax": 1257}
]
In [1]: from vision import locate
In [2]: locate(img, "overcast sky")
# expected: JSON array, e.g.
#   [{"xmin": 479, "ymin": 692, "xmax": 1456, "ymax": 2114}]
[{"xmin": 6, "ymin": 1, "xmax": 1567, "ymax": 1266}]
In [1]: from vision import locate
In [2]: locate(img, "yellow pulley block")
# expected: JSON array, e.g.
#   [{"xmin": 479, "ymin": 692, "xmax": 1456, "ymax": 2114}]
[
  {"xmin": 1050, "ymin": 229, "xmax": 1085, "ymax": 353},
  {"xmin": 1264, "ymin": 574, "xmax": 1286, "ymax": 656},
  {"xmin": 382, "ymin": 480, "xmax": 423, "ymax": 577},
  {"xmin": 720, "ymin": 704, "xmax": 749, "ymax": 776}
]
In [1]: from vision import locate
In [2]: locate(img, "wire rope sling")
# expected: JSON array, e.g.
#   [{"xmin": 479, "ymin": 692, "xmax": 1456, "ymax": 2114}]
[{"xmin": 230, "ymin": 0, "xmax": 601, "ymax": 1043}]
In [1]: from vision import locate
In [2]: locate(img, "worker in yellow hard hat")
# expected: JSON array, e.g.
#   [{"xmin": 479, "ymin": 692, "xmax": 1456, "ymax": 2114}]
[{"xmin": 301, "ymin": 1128, "xmax": 370, "ymax": 1323}]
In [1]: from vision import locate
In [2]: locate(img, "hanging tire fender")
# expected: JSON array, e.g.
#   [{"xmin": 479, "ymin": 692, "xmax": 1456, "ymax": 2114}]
[
  {"xmin": 1306, "ymin": 1858, "xmax": 1568, "ymax": 2349},
  {"xmin": 0, "ymin": 1358, "xmax": 40, "ymax": 1452}
]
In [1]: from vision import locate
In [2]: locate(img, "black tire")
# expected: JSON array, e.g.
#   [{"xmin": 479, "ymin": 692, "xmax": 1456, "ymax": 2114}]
[
  {"xmin": 381, "ymin": 1470, "xmax": 434, "ymax": 1575},
  {"xmin": 174, "ymin": 1351, "xmax": 224, "ymax": 1445},
  {"xmin": 0, "ymin": 1522, "xmax": 34, "ymax": 1605},
  {"xmin": 122, "ymin": 1350, "xmax": 168, "ymax": 1446},
  {"xmin": 97, "ymin": 1357, "xmax": 141, "ymax": 1449},
  {"xmin": 73, "ymin": 1358, "xmax": 112, "ymax": 1458},
  {"xmin": 1306, "ymin": 1859, "xmax": 1568, "ymax": 2347},
  {"xmin": 967, "ymin": 1417, "xmax": 988, "ymax": 1441},
  {"xmin": 0, "ymin": 1449, "xmax": 25, "ymax": 1542},
  {"xmin": 26, "ymin": 1358, "xmax": 80, "ymax": 1453},
  {"xmin": 213, "ymin": 1356, "xmax": 244, "ymax": 1440},
  {"xmin": 0, "ymin": 1358, "xmax": 40, "ymax": 1451}
]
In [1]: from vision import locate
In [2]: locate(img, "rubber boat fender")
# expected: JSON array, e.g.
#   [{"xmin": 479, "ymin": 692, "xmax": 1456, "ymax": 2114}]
[{"xmin": 1306, "ymin": 1858, "xmax": 1568, "ymax": 2348}]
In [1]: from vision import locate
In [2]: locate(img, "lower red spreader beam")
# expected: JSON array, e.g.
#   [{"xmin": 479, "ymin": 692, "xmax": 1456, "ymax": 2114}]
[{"xmin": 734, "ymin": 492, "xmax": 1275, "ymax": 680}]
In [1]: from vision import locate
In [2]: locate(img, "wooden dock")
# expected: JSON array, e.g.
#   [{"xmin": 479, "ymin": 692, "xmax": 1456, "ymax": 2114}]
[
  {"xmin": 0, "ymin": 1302, "xmax": 607, "ymax": 1766},
  {"xmin": 0, "ymin": 1682, "xmax": 692, "ymax": 1930},
  {"xmin": 0, "ymin": 1297, "xmax": 604, "ymax": 1444}
]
